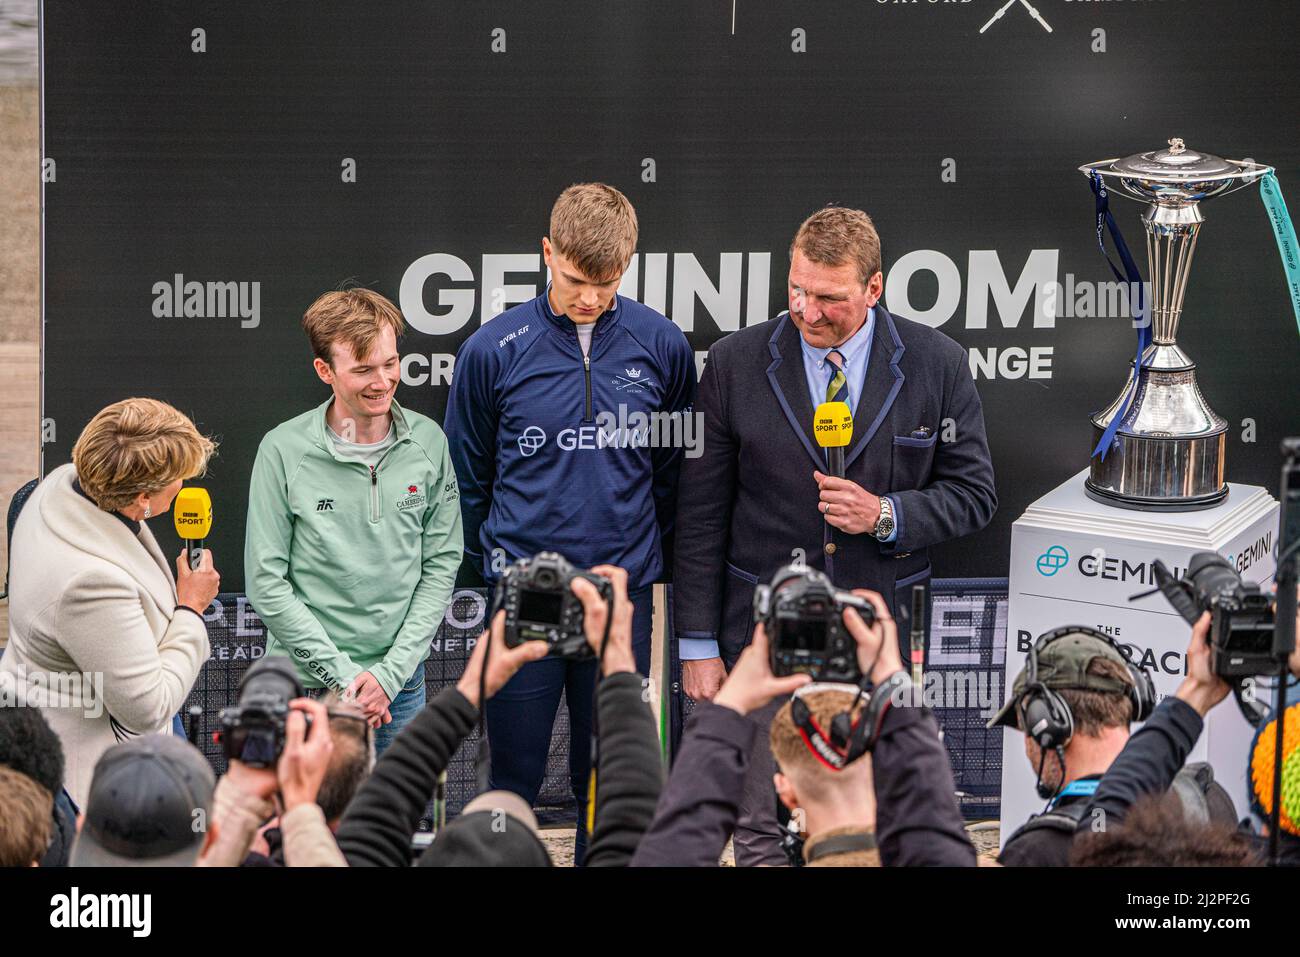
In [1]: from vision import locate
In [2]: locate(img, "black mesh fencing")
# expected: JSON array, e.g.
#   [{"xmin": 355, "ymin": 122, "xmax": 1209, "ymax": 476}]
[{"xmin": 926, "ymin": 578, "xmax": 1008, "ymax": 820}]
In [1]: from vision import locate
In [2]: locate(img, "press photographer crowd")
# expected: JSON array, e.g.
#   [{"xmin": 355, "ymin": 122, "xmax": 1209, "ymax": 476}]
[{"xmin": 1, "ymin": 185, "xmax": 1297, "ymax": 871}]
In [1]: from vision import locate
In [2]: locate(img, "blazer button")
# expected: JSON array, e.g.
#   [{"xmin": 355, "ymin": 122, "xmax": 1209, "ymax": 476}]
[{"xmin": 824, "ymin": 543, "xmax": 837, "ymax": 556}]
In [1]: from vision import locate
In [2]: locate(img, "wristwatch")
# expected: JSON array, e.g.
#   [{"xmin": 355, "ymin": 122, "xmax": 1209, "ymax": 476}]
[{"xmin": 873, "ymin": 495, "xmax": 895, "ymax": 541}]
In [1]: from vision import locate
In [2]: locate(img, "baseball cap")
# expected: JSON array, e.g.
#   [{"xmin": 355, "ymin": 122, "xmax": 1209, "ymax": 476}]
[
  {"xmin": 418, "ymin": 790, "xmax": 551, "ymax": 867},
  {"xmin": 71, "ymin": 734, "xmax": 216, "ymax": 867},
  {"xmin": 987, "ymin": 628, "xmax": 1135, "ymax": 730}
]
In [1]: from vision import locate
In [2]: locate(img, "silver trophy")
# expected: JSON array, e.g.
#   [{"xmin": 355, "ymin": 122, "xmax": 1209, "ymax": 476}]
[{"xmin": 1079, "ymin": 139, "xmax": 1272, "ymax": 511}]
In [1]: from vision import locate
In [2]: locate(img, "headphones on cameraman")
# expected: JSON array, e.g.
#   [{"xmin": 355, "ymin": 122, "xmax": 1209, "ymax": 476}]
[
  {"xmin": 1018, "ymin": 625, "xmax": 1157, "ymax": 752},
  {"xmin": 1018, "ymin": 626, "xmax": 1156, "ymax": 800}
]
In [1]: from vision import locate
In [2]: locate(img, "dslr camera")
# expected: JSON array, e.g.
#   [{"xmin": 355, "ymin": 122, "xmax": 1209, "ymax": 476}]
[
  {"xmin": 493, "ymin": 552, "xmax": 613, "ymax": 659},
  {"xmin": 753, "ymin": 565, "xmax": 874, "ymax": 683},
  {"xmin": 217, "ymin": 656, "xmax": 306, "ymax": 768},
  {"xmin": 1152, "ymin": 553, "xmax": 1276, "ymax": 678}
]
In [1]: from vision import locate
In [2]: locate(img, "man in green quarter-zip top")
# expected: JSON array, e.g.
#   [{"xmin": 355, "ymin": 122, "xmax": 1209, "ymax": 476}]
[{"xmin": 245, "ymin": 288, "xmax": 464, "ymax": 755}]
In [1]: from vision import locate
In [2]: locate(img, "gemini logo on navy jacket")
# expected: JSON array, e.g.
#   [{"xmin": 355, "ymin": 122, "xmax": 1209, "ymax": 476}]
[{"xmin": 445, "ymin": 291, "xmax": 697, "ymax": 590}]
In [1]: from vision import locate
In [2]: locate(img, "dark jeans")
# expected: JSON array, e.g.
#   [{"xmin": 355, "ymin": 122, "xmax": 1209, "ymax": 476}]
[
  {"xmin": 375, "ymin": 666, "xmax": 427, "ymax": 757},
  {"xmin": 485, "ymin": 585, "xmax": 653, "ymax": 866}
]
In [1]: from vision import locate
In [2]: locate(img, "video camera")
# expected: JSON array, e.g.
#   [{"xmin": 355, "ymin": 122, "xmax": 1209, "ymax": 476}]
[
  {"xmin": 493, "ymin": 552, "xmax": 613, "ymax": 659},
  {"xmin": 216, "ymin": 656, "xmax": 306, "ymax": 768},
  {"xmin": 753, "ymin": 565, "xmax": 874, "ymax": 683}
]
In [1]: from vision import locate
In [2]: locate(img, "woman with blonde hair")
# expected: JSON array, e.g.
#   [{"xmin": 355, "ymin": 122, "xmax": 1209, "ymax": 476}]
[{"xmin": 0, "ymin": 398, "xmax": 220, "ymax": 806}]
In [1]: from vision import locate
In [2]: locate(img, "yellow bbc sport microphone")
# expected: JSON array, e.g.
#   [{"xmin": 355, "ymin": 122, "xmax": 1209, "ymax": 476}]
[
  {"xmin": 813, "ymin": 401, "xmax": 853, "ymax": 479},
  {"xmin": 173, "ymin": 487, "xmax": 213, "ymax": 571}
]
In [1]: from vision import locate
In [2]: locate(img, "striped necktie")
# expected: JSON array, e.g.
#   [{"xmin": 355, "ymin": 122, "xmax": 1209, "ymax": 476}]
[{"xmin": 825, "ymin": 349, "xmax": 849, "ymax": 405}]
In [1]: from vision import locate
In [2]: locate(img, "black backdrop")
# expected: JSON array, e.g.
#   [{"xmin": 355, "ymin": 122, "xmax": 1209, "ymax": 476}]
[{"xmin": 40, "ymin": 1, "xmax": 1300, "ymax": 589}]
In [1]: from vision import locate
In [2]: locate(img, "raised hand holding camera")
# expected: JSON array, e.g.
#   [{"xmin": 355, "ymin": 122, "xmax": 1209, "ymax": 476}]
[
  {"xmin": 277, "ymin": 698, "xmax": 334, "ymax": 811},
  {"xmin": 713, "ymin": 624, "xmax": 811, "ymax": 716},
  {"xmin": 753, "ymin": 564, "xmax": 875, "ymax": 684},
  {"xmin": 578, "ymin": 565, "xmax": 637, "ymax": 676},
  {"xmin": 494, "ymin": 552, "xmax": 614, "ymax": 660},
  {"xmin": 842, "ymin": 589, "xmax": 905, "ymax": 687},
  {"xmin": 1174, "ymin": 612, "xmax": 1232, "ymax": 717}
]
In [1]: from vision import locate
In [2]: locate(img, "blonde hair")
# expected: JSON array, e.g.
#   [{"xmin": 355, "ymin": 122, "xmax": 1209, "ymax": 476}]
[
  {"xmin": 771, "ymin": 689, "xmax": 870, "ymax": 802},
  {"xmin": 549, "ymin": 183, "xmax": 638, "ymax": 282},
  {"xmin": 302, "ymin": 287, "xmax": 406, "ymax": 366},
  {"xmin": 72, "ymin": 398, "xmax": 217, "ymax": 511},
  {"xmin": 790, "ymin": 206, "xmax": 882, "ymax": 286}
]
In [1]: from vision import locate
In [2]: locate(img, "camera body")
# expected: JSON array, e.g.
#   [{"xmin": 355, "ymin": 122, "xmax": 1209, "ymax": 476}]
[
  {"xmin": 494, "ymin": 552, "xmax": 613, "ymax": 659},
  {"xmin": 1153, "ymin": 553, "xmax": 1277, "ymax": 678},
  {"xmin": 753, "ymin": 565, "xmax": 874, "ymax": 683},
  {"xmin": 217, "ymin": 656, "xmax": 306, "ymax": 768}
]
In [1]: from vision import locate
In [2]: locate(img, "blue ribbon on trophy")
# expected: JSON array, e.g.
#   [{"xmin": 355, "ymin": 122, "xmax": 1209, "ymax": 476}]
[
  {"xmin": 1259, "ymin": 171, "xmax": 1300, "ymax": 338},
  {"xmin": 1088, "ymin": 170, "xmax": 1149, "ymax": 461}
]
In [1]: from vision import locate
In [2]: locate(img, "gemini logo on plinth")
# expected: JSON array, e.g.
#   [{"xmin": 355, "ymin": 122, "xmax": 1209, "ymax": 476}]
[{"xmin": 1036, "ymin": 545, "xmax": 1069, "ymax": 577}]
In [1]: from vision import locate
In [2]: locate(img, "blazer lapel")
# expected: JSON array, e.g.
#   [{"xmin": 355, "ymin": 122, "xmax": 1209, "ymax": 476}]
[
  {"xmin": 845, "ymin": 304, "xmax": 906, "ymax": 470},
  {"xmin": 765, "ymin": 314, "xmax": 826, "ymax": 471}
]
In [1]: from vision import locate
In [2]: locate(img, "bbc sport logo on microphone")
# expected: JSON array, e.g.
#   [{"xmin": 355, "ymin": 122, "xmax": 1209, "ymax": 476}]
[{"xmin": 814, "ymin": 401, "xmax": 853, "ymax": 449}]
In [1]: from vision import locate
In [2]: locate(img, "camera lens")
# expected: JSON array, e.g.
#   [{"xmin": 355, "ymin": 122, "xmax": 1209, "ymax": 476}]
[{"xmin": 1185, "ymin": 553, "xmax": 1242, "ymax": 600}]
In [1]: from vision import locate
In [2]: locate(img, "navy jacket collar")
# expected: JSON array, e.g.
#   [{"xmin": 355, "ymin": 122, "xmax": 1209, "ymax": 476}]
[
  {"xmin": 766, "ymin": 305, "xmax": 906, "ymax": 472},
  {"xmin": 537, "ymin": 286, "xmax": 621, "ymax": 354}
]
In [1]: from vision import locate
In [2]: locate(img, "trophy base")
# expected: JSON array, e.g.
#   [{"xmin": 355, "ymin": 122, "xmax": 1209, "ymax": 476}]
[
  {"xmin": 1086, "ymin": 425, "xmax": 1227, "ymax": 512},
  {"xmin": 1083, "ymin": 478, "xmax": 1227, "ymax": 512}
]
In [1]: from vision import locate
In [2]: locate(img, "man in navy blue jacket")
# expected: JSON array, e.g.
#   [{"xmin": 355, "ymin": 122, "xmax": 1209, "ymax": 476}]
[
  {"xmin": 673, "ymin": 206, "xmax": 997, "ymax": 863},
  {"xmin": 444, "ymin": 182, "xmax": 695, "ymax": 863}
]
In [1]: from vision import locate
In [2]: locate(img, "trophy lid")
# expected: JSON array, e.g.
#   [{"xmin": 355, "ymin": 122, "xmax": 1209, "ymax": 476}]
[
  {"xmin": 1081, "ymin": 138, "xmax": 1272, "ymax": 206},
  {"xmin": 1111, "ymin": 139, "xmax": 1238, "ymax": 180}
]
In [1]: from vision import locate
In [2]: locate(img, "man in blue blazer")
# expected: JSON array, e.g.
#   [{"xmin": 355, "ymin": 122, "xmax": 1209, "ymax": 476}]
[{"xmin": 672, "ymin": 206, "xmax": 997, "ymax": 864}]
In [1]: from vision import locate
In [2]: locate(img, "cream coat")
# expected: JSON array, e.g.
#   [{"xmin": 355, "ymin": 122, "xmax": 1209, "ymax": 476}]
[{"xmin": 0, "ymin": 463, "xmax": 209, "ymax": 806}]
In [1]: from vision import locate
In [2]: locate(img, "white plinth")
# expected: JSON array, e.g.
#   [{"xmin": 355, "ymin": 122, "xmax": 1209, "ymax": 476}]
[{"xmin": 998, "ymin": 469, "xmax": 1279, "ymax": 845}]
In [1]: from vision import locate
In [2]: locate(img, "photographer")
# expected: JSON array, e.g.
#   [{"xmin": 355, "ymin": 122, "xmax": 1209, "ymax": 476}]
[
  {"xmin": 334, "ymin": 564, "xmax": 663, "ymax": 867},
  {"xmin": 242, "ymin": 697, "xmax": 374, "ymax": 866},
  {"xmin": 200, "ymin": 696, "xmax": 345, "ymax": 867},
  {"xmin": 632, "ymin": 590, "xmax": 975, "ymax": 867},
  {"xmin": 1075, "ymin": 609, "xmax": 1300, "ymax": 865},
  {"xmin": 1067, "ymin": 613, "xmax": 1228, "ymax": 838},
  {"xmin": 988, "ymin": 626, "xmax": 1157, "ymax": 867}
]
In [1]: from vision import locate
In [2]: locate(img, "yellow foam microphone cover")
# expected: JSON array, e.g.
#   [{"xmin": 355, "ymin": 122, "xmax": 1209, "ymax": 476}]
[
  {"xmin": 813, "ymin": 401, "xmax": 853, "ymax": 449},
  {"xmin": 173, "ymin": 487, "xmax": 213, "ymax": 540}
]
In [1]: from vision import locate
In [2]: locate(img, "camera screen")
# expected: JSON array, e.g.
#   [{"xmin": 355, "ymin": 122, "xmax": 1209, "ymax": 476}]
[
  {"xmin": 1225, "ymin": 621, "xmax": 1273, "ymax": 654},
  {"xmin": 519, "ymin": 589, "xmax": 564, "ymax": 625},
  {"xmin": 778, "ymin": 617, "xmax": 828, "ymax": 652}
]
